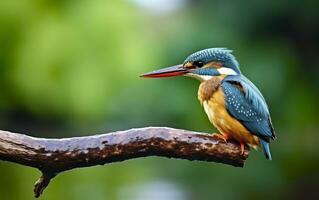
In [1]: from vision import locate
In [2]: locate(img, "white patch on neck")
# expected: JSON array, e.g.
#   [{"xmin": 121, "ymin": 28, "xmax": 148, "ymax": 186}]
[
  {"xmin": 217, "ymin": 67, "xmax": 238, "ymax": 75},
  {"xmin": 185, "ymin": 73, "xmax": 212, "ymax": 81}
]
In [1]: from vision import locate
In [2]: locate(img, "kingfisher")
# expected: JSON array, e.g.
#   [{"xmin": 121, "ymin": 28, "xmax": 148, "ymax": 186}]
[{"xmin": 141, "ymin": 48, "xmax": 276, "ymax": 160}]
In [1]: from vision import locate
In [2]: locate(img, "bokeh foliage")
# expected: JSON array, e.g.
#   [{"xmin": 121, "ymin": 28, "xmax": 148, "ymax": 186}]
[{"xmin": 0, "ymin": 0, "xmax": 318, "ymax": 199}]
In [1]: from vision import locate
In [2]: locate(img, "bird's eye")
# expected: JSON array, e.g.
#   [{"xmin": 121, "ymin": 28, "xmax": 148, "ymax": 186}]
[{"xmin": 193, "ymin": 61, "xmax": 204, "ymax": 68}]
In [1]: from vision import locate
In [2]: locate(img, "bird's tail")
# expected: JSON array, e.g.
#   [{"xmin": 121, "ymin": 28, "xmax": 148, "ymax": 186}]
[{"xmin": 260, "ymin": 139, "xmax": 272, "ymax": 160}]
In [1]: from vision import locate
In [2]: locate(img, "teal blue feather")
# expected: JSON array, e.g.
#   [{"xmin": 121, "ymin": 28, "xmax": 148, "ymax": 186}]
[
  {"xmin": 260, "ymin": 139, "xmax": 272, "ymax": 160},
  {"xmin": 221, "ymin": 75, "xmax": 276, "ymax": 160}
]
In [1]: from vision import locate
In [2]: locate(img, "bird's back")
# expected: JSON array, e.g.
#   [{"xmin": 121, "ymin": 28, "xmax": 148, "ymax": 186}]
[{"xmin": 222, "ymin": 75, "xmax": 276, "ymax": 141}]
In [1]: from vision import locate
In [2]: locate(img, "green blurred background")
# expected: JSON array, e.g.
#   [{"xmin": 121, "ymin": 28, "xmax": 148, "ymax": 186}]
[{"xmin": 0, "ymin": 0, "xmax": 318, "ymax": 199}]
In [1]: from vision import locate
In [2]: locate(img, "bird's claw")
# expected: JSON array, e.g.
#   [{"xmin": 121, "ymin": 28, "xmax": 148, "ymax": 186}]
[
  {"xmin": 240, "ymin": 143, "xmax": 245, "ymax": 155},
  {"xmin": 213, "ymin": 133, "xmax": 229, "ymax": 143}
]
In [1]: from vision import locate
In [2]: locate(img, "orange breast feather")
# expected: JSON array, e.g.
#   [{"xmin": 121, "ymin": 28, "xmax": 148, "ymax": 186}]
[{"xmin": 198, "ymin": 78, "xmax": 259, "ymax": 148}]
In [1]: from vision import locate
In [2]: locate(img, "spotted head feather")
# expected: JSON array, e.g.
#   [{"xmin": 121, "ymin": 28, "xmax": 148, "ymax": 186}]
[{"xmin": 183, "ymin": 48, "xmax": 241, "ymax": 74}]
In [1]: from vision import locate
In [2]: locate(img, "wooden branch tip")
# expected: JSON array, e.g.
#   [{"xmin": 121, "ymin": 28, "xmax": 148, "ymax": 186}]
[
  {"xmin": 0, "ymin": 127, "xmax": 249, "ymax": 197},
  {"xmin": 34, "ymin": 172, "xmax": 55, "ymax": 198}
]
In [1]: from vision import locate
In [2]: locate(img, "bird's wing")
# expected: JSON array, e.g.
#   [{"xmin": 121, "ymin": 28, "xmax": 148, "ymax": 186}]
[{"xmin": 222, "ymin": 75, "xmax": 275, "ymax": 141}]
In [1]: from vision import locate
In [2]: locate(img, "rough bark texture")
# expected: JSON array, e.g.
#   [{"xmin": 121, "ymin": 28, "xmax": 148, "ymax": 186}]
[{"xmin": 0, "ymin": 127, "xmax": 249, "ymax": 197}]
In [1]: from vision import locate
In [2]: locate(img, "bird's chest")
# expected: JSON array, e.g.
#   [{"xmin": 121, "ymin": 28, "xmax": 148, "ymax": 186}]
[
  {"xmin": 200, "ymin": 87, "xmax": 228, "ymax": 129},
  {"xmin": 198, "ymin": 78, "xmax": 225, "ymax": 125},
  {"xmin": 198, "ymin": 77, "xmax": 222, "ymax": 103},
  {"xmin": 198, "ymin": 78, "xmax": 241, "ymax": 132}
]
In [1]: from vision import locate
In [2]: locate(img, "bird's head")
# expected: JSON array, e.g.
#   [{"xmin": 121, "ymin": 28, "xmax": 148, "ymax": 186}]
[{"xmin": 141, "ymin": 48, "xmax": 241, "ymax": 81}]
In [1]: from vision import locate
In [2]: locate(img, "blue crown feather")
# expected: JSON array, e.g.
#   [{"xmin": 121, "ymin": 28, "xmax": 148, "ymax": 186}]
[{"xmin": 183, "ymin": 48, "xmax": 241, "ymax": 74}]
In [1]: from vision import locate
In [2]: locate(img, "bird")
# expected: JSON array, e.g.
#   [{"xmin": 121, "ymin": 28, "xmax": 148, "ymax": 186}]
[{"xmin": 141, "ymin": 48, "xmax": 276, "ymax": 160}]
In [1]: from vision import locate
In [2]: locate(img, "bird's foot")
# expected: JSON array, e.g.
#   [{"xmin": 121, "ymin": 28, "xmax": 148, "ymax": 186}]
[
  {"xmin": 213, "ymin": 133, "xmax": 229, "ymax": 143},
  {"xmin": 240, "ymin": 143, "xmax": 245, "ymax": 155}
]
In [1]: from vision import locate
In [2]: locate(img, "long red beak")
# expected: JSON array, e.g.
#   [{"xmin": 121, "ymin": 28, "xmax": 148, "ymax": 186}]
[{"xmin": 140, "ymin": 64, "xmax": 188, "ymax": 78}]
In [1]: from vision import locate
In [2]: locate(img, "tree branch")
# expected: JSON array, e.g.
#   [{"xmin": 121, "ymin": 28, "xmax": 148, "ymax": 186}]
[{"xmin": 0, "ymin": 127, "xmax": 249, "ymax": 197}]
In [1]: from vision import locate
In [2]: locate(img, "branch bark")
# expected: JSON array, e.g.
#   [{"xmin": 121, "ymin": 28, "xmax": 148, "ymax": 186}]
[{"xmin": 0, "ymin": 127, "xmax": 249, "ymax": 197}]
